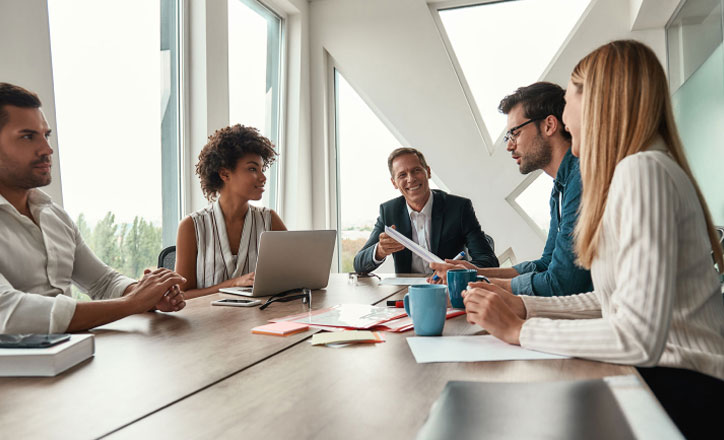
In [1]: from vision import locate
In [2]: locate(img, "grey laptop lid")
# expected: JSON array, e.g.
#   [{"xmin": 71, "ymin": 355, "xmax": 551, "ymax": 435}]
[{"xmin": 248, "ymin": 230, "xmax": 337, "ymax": 296}]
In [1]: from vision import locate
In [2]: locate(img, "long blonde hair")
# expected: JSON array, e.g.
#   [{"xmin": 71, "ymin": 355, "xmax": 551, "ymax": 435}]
[{"xmin": 571, "ymin": 40, "xmax": 723, "ymax": 272}]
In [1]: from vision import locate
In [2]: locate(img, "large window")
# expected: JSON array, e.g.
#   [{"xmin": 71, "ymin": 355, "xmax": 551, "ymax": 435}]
[
  {"xmin": 48, "ymin": 0, "xmax": 181, "ymax": 279},
  {"xmin": 437, "ymin": 0, "xmax": 589, "ymax": 237},
  {"xmin": 438, "ymin": 0, "xmax": 591, "ymax": 141},
  {"xmin": 228, "ymin": 0, "xmax": 282, "ymax": 209},
  {"xmin": 334, "ymin": 71, "xmax": 441, "ymax": 273},
  {"xmin": 668, "ymin": 0, "xmax": 724, "ymax": 225}
]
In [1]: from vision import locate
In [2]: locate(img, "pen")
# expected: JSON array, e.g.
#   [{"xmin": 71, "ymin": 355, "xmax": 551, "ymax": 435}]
[
  {"xmin": 387, "ymin": 300, "xmax": 404, "ymax": 308},
  {"xmin": 431, "ymin": 251, "xmax": 466, "ymax": 282}
]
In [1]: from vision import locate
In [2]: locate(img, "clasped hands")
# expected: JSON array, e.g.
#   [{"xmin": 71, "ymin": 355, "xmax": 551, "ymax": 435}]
[{"xmin": 128, "ymin": 268, "xmax": 187, "ymax": 313}]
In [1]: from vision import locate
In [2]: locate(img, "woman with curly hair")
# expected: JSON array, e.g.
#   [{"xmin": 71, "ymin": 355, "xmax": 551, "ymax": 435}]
[{"xmin": 175, "ymin": 125, "xmax": 286, "ymax": 299}]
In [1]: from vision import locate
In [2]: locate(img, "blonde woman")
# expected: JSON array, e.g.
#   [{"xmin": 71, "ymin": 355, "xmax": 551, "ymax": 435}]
[{"xmin": 463, "ymin": 40, "xmax": 724, "ymax": 438}]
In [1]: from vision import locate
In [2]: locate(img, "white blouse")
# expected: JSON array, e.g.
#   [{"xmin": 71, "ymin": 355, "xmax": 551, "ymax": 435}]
[
  {"xmin": 189, "ymin": 201, "xmax": 271, "ymax": 289},
  {"xmin": 519, "ymin": 140, "xmax": 724, "ymax": 380}
]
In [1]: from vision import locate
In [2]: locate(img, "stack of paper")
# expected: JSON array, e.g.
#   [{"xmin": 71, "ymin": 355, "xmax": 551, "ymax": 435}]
[
  {"xmin": 375, "ymin": 309, "xmax": 465, "ymax": 333},
  {"xmin": 272, "ymin": 304, "xmax": 407, "ymax": 330},
  {"xmin": 311, "ymin": 331, "xmax": 384, "ymax": 346}
]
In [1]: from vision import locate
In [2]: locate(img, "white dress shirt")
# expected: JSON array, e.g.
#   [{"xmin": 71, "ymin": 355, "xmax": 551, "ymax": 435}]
[
  {"xmin": 0, "ymin": 189, "xmax": 135, "ymax": 333},
  {"xmin": 374, "ymin": 192, "xmax": 434, "ymax": 274},
  {"xmin": 518, "ymin": 140, "xmax": 724, "ymax": 380}
]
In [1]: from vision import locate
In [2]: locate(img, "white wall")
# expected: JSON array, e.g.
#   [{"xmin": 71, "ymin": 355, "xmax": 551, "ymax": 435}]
[
  {"xmin": 0, "ymin": 0, "xmax": 63, "ymax": 205},
  {"xmin": 307, "ymin": 0, "xmax": 669, "ymax": 262}
]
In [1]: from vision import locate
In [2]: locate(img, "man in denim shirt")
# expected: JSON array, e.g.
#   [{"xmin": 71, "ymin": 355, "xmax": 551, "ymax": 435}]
[{"xmin": 431, "ymin": 82, "xmax": 592, "ymax": 296}]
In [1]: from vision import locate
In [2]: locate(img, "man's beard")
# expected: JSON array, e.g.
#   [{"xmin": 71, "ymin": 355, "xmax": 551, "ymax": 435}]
[
  {"xmin": 0, "ymin": 159, "xmax": 52, "ymax": 190},
  {"xmin": 519, "ymin": 134, "xmax": 552, "ymax": 175}
]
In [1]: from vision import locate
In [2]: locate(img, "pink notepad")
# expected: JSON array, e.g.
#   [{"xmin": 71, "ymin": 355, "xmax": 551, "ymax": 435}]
[{"xmin": 251, "ymin": 321, "xmax": 310, "ymax": 336}]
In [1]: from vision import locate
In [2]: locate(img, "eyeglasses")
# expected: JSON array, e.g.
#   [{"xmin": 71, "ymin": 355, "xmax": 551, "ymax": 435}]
[
  {"xmin": 259, "ymin": 288, "xmax": 312, "ymax": 310},
  {"xmin": 503, "ymin": 118, "xmax": 543, "ymax": 145}
]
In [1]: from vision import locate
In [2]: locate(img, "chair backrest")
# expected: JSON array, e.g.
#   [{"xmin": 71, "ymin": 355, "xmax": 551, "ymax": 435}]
[
  {"xmin": 485, "ymin": 233, "xmax": 495, "ymax": 253},
  {"xmin": 158, "ymin": 245, "xmax": 176, "ymax": 270}
]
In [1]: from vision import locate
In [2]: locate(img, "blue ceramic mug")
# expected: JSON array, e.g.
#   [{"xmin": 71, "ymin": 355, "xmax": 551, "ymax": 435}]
[
  {"xmin": 403, "ymin": 284, "xmax": 447, "ymax": 336},
  {"xmin": 447, "ymin": 269, "xmax": 489, "ymax": 309}
]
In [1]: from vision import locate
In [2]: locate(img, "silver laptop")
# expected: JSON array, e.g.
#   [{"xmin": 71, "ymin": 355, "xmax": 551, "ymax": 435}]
[{"xmin": 219, "ymin": 230, "xmax": 337, "ymax": 297}]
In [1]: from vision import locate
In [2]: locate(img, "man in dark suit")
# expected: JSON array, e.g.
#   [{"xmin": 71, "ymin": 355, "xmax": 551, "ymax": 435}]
[{"xmin": 354, "ymin": 148, "xmax": 498, "ymax": 274}]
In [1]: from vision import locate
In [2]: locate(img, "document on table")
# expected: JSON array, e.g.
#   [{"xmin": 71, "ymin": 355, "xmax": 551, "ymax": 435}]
[
  {"xmin": 384, "ymin": 226, "xmax": 444, "ymax": 264},
  {"xmin": 379, "ymin": 277, "xmax": 429, "ymax": 286},
  {"xmin": 406, "ymin": 335, "xmax": 570, "ymax": 363}
]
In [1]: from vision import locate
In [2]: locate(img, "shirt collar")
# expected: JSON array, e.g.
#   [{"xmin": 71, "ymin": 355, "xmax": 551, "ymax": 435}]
[
  {"xmin": 0, "ymin": 188, "xmax": 53, "ymax": 210},
  {"xmin": 553, "ymin": 148, "xmax": 576, "ymax": 192},
  {"xmin": 406, "ymin": 191, "xmax": 434, "ymax": 219}
]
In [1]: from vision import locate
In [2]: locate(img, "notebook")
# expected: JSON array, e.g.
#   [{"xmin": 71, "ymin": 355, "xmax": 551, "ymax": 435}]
[
  {"xmin": 251, "ymin": 321, "xmax": 310, "ymax": 336},
  {"xmin": 417, "ymin": 379, "xmax": 635, "ymax": 440},
  {"xmin": 0, "ymin": 334, "xmax": 94, "ymax": 377}
]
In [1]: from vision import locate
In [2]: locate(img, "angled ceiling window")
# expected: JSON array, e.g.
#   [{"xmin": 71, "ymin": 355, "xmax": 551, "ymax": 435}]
[
  {"xmin": 508, "ymin": 171, "xmax": 554, "ymax": 238},
  {"xmin": 228, "ymin": 0, "xmax": 282, "ymax": 210},
  {"xmin": 438, "ymin": 0, "xmax": 591, "ymax": 143}
]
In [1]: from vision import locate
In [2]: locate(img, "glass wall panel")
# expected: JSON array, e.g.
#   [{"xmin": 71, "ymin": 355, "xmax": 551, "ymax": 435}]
[
  {"xmin": 48, "ymin": 0, "xmax": 181, "ymax": 280},
  {"xmin": 228, "ymin": 0, "xmax": 282, "ymax": 209},
  {"xmin": 668, "ymin": 0, "xmax": 724, "ymax": 225}
]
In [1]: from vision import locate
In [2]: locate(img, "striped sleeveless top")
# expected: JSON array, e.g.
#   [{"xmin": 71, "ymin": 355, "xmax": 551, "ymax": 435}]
[{"xmin": 189, "ymin": 201, "xmax": 272, "ymax": 289}]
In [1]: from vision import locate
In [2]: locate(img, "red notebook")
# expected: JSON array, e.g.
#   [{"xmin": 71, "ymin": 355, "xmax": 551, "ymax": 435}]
[{"xmin": 251, "ymin": 321, "xmax": 310, "ymax": 336}]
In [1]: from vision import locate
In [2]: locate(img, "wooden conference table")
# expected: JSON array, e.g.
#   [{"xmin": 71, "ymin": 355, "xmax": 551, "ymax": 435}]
[{"xmin": 0, "ymin": 274, "xmax": 678, "ymax": 439}]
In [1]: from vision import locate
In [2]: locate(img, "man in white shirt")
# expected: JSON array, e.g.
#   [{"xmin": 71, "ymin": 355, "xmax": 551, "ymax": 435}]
[
  {"xmin": 353, "ymin": 148, "xmax": 498, "ymax": 274},
  {"xmin": 0, "ymin": 82, "xmax": 186, "ymax": 334}
]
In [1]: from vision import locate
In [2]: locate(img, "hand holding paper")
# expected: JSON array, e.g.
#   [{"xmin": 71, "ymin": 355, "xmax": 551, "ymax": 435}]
[
  {"xmin": 376, "ymin": 225, "xmax": 406, "ymax": 259},
  {"xmin": 384, "ymin": 226, "xmax": 444, "ymax": 264}
]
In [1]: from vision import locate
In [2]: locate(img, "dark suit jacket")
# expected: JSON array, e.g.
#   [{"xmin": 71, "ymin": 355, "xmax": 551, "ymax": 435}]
[{"xmin": 353, "ymin": 190, "xmax": 498, "ymax": 273}]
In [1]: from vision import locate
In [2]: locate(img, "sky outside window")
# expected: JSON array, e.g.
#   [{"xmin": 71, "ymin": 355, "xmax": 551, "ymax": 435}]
[
  {"xmin": 48, "ymin": 0, "xmax": 162, "ymax": 227},
  {"xmin": 227, "ymin": 0, "xmax": 281, "ymax": 209}
]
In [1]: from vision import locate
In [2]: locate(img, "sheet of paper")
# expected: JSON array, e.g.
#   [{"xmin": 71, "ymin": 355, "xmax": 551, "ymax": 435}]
[
  {"xmin": 384, "ymin": 226, "xmax": 444, "ymax": 264},
  {"xmin": 379, "ymin": 277, "xmax": 429, "ymax": 286},
  {"xmin": 311, "ymin": 331, "xmax": 382, "ymax": 346},
  {"xmin": 272, "ymin": 304, "xmax": 406, "ymax": 329},
  {"xmin": 406, "ymin": 335, "xmax": 570, "ymax": 363}
]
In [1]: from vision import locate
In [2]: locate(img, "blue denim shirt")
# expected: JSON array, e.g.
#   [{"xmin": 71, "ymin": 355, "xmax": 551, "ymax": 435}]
[{"xmin": 510, "ymin": 149, "xmax": 593, "ymax": 296}]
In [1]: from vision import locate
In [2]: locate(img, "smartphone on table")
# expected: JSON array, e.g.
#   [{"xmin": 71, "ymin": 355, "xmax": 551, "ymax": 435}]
[
  {"xmin": 211, "ymin": 298, "xmax": 261, "ymax": 307},
  {"xmin": 0, "ymin": 334, "xmax": 71, "ymax": 348}
]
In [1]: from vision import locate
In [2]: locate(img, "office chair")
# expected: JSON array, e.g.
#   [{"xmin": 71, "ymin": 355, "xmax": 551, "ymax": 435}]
[
  {"xmin": 158, "ymin": 246, "xmax": 176, "ymax": 270},
  {"xmin": 485, "ymin": 233, "xmax": 495, "ymax": 253}
]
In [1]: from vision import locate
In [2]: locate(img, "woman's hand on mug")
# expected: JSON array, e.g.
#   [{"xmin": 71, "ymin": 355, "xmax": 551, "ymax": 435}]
[
  {"xmin": 466, "ymin": 281, "xmax": 526, "ymax": 319},
  {"xmin": 462, "ymin": 283, "xmax": 526, "ymax": 345}
]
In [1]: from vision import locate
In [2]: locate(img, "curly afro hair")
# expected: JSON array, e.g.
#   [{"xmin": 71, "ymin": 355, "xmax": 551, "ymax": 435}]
[{"xmin": 196, "ymin": 124, "xmax": 277, "ymax": 201}]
